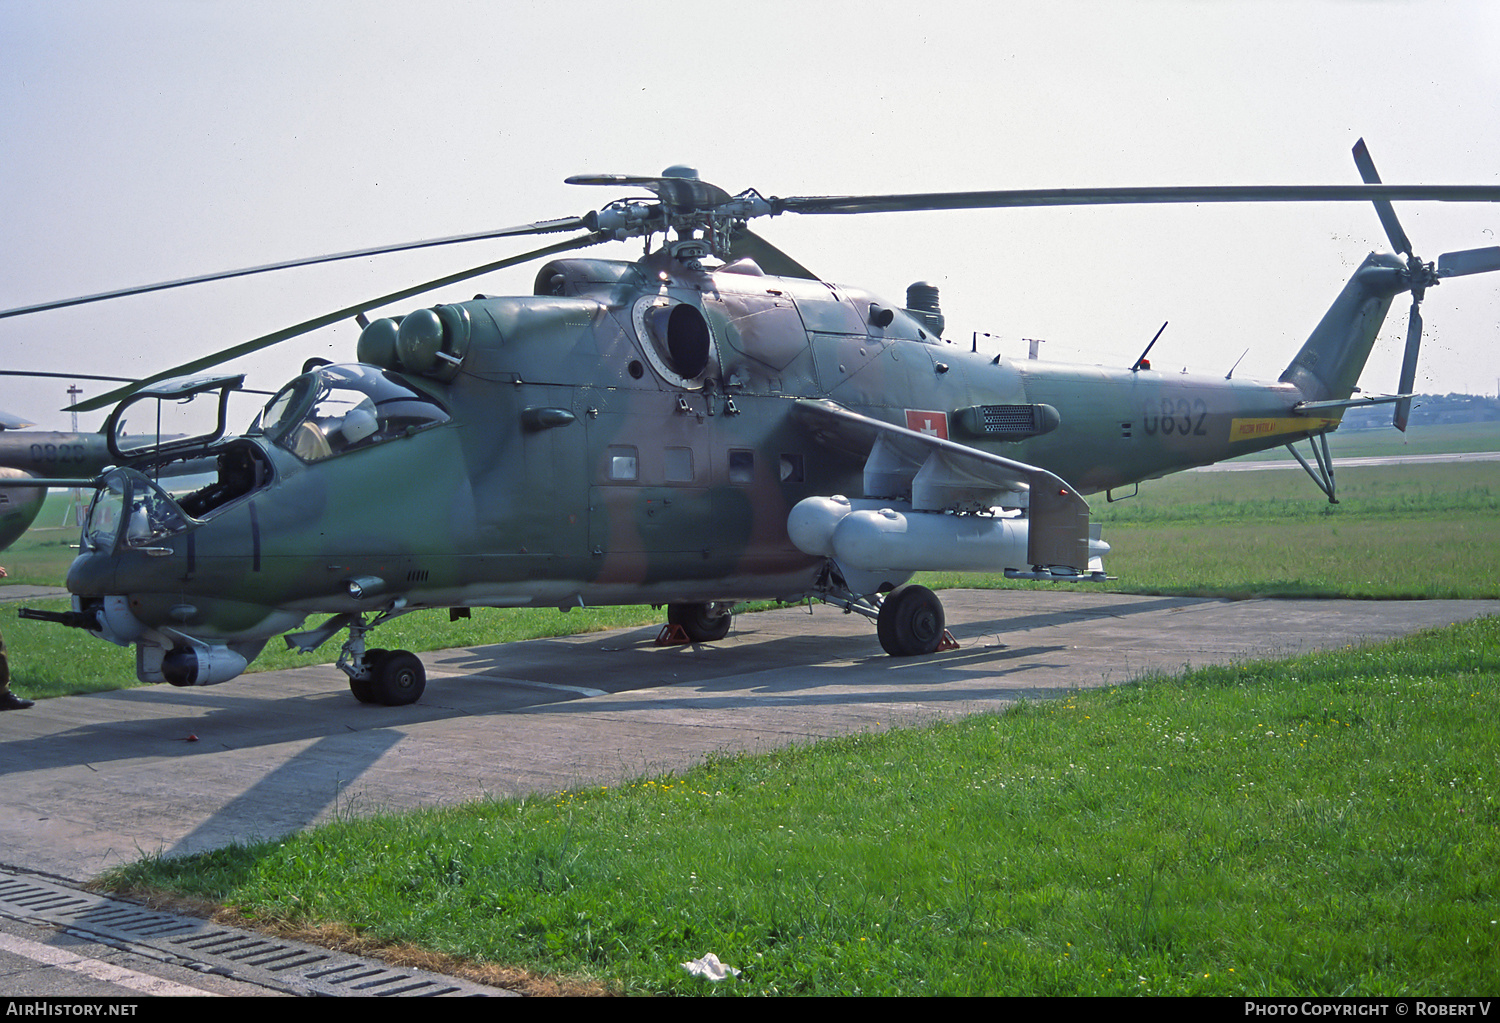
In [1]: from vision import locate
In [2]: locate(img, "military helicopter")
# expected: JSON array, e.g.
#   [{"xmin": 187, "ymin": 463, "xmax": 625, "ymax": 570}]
[
  {"xmin": 0, "ymin": 410, "xmax": 61, "ymax": 551},
  {"xmin": 10, "ymin": 140, "xmax": 1500, "ymax": 706},
  {"xmin": 0, "ymin": 379, "xmax": 131, "ymax": 551}
]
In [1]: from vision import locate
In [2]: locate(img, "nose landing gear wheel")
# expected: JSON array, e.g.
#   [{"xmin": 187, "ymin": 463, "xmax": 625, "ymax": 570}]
[
  {"xmin": 876, "ymin": 584, "xmax": 945, "ymax": 657},
  {"xmin": 350, "ymin": 648, "xmax": 426, "ymax": 705},
  {"xmin": 372, "ymin": 650, "xmax": 426, "ymax": 705}
]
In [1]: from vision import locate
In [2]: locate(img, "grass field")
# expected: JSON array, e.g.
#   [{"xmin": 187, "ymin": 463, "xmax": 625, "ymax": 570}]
[{"xmin": 922, "ymin": 460, "xmax": 1500, "ymax": 600}]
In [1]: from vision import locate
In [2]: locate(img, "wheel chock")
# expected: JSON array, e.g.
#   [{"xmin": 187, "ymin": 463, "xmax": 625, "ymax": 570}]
[
  {"xmin": 937, "ymin": 629, "xmax": 960, "ymax": 652},
  {"xmin": 655, "ymin": 623, "xmax": 692, "ymax": 647}
]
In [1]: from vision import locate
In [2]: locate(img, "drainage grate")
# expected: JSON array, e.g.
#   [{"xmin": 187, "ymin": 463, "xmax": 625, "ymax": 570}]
[{"xmin": 0, "ymin": 871, "xmax": 510, "ymax": 997}]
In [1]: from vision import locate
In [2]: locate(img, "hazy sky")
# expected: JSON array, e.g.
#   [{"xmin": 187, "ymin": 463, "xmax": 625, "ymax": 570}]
[{"xmin": 3, "ymin": 0, "xmax": 1499, "ymax": 431}]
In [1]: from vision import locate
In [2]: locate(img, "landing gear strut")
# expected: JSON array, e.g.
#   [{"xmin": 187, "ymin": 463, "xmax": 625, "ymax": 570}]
[
  {"xmin": 810, "ymin": 566, "xmax": 955, "ymax": 658},
  {"xmin": 283, "ymin": 606, "xmax": 426, "ymax": 705},
  {"xmin": 336, "ymin": 616, "xmax": 425, "ymax": 706}
]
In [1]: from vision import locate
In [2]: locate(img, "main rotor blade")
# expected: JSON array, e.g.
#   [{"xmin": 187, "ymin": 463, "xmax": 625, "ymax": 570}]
[
  {"xmin": 0, "ymin": 369, "xmax": 281, "ymax": 408},
  {"xmin": 68, "ymin": 230, "xmax": 607, "ymax": 413},
  {"xmin": 0, "ymin": 217, "xmax": 589, "ymax": 322},
  {"xmin": 1437, "ymin": 245, "xmax": 1500, "ymax": 278},
  {"xmin": 1393, "ymin": 299, "xmax": 1423, "ymax": 433},
  {"xmin": 1350, "ymin": 138, "xmax": 1414, "ymax": 257},
  {"xmin": 726, "ymin": 226, "xmax": 820, "ymax": 280},
  {"xmin": 774, "ymin": 183, "xmax": 1500, "ymax": 217},
  {"xmin": 0, "ymin": 370, "xmax": 138, "ymax": 384}
]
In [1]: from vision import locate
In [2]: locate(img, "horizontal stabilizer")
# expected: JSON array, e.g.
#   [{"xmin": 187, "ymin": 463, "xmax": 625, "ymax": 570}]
[{"xmin": 1293, "ymin": 394, "xmax": 1407, "ymax": 412}]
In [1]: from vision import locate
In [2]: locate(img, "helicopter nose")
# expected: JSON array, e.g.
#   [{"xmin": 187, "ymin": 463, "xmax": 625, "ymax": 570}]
[{"xmin": 66, "ymin": 547, "xmax": 116, "ymax": 596}]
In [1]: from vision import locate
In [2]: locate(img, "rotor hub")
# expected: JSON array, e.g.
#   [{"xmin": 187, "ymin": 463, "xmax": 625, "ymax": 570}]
[{"xmin": 1403, "ymin": 253, "xmax": 1439, "ymax": 302}]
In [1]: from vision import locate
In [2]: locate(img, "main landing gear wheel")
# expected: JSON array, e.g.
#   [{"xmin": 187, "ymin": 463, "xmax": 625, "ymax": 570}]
[
  {"xmin": 349, "ymin": 648, "xmax": 426, "ymax": 705},
  {"xmin": 876, "ymin": 584, "xmax": 945, "ymax": 657},
  {"xmin": 667, "ymin": 602, "xmax": 733, "ymax": 642}
]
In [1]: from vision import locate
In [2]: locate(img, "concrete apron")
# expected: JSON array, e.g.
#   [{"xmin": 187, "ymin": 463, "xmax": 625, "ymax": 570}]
[{"xmin": 2, "ymin": 590, "xmax": 1494, "ymax": 882}]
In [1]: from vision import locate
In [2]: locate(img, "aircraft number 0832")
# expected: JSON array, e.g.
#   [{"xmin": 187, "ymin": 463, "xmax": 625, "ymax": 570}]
[{"xmin": 1141, "ymin": 398, "xmax": 1209, "ymax": 437}]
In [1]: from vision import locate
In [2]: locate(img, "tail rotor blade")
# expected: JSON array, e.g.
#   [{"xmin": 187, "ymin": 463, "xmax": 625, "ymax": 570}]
[
  {"xmin": 1393, "ymin": 299, "xmax": 1423, "ymax": 432},
  {"xmin": 1352, "ymin": 138, "xmax": 1414, "ymax": 257},
  {"xmin": 1437, "ymin": 245, "xmax": 1500, "ymax": 278}
]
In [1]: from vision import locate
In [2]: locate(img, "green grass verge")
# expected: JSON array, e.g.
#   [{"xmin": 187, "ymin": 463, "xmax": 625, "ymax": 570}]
[
  {"xmin": 921, "ymin": 461, "xmax": 1500, "ymax": 599},
  {"xmin": 921, "ymin": 509, "xmax": 1500, "ymax": 600},
  {"xmin": 97, "ymin": 616, "xmax": 1500, "ymax": 996},
  {"xmin": 1098, "ymin": 461, "xmax": 1500, "ymax": 522}
]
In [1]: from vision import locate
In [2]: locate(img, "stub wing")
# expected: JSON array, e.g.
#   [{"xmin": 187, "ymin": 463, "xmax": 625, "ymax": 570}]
[{"xmin": 792, "ymin": 399, "xmax": 1091, "ymax": 572}]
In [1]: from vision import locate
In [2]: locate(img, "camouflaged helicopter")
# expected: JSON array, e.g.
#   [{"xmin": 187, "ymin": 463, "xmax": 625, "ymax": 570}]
[
  {"xmin": 0, "ymin": 411, "xmax": 94, "ymax": 552},
  {"xmin": 10, "ymin": 140, "xmax": 1500, "ymax": 706}
]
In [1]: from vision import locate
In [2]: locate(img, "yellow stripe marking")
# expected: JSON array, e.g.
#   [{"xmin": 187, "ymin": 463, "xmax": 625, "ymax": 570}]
[{"xmin": 1229, "ymin": 417, "xmax": 1339, "ymax": 441}]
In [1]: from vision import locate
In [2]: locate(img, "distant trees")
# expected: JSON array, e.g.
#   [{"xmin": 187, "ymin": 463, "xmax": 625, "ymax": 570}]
[{"xmin": 1340, "ymin": 393, "xmax": 1500, "ymax": 430}]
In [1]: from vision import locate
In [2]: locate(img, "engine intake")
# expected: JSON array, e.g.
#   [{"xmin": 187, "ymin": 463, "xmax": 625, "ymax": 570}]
[{"xmin": 954, "ymin": 403, "xmax": 1061, "ymax": 440}]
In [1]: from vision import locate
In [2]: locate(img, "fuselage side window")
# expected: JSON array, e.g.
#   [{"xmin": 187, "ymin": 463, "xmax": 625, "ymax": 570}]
[
  {"xmin": 608, "ymin": 445, "xmax": 639, "ymax": 481},
  {"xmin": 729, "ymin": 449, "xmax": 754, "ymax": 484}
]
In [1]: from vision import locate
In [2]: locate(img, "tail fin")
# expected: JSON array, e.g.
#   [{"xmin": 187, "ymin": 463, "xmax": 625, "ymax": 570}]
[{"xmin": 1279, "ymin": 253, "xmax": 1405, "ymax": 404}]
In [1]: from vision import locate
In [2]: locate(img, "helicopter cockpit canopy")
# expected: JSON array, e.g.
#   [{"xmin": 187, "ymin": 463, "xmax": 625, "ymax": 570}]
[
  {"xmin": 253, "ymin": 363, "xmax": 450, "ymax": 463},
  {"xmin": 103, "ymin": 373, "xmax": 245, "ymax": 463},
  {"xmin": 83, "ymin": 468, "xmax": 190, "ymax": 554}
]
